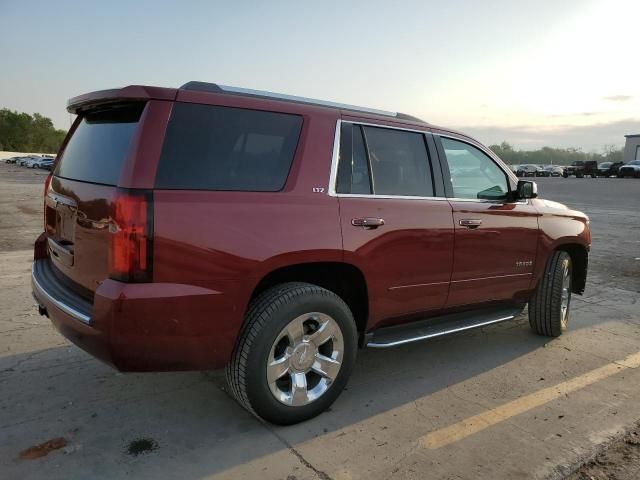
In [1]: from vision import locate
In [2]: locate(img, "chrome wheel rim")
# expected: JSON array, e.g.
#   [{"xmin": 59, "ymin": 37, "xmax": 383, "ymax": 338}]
[
  {"xmin": 267, "ymin": 312, "xmax": 344, "ymax": 406},
  {"xmin": 560, "ymin": 260, "xmax": 572, "ymax": 328}
]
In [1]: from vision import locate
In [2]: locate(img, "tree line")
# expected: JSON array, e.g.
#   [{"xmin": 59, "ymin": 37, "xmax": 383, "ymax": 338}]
[
  {"xmin": 489, "ymin": 141, "xmax": 623, "ymax": 166},
  {"xmin": 0, "ymin": 109, "xmax": 67, "ymax": 154}
]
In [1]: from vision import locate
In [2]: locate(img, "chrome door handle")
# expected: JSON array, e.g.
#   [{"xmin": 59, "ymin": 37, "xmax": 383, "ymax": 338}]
[
  {"xmin": 459, "ymin": 219, "xmax": 482, "ymax": 229},
  {"xmin": 352, "ymin": 217, "xmax": 385, "ymax": 229}
]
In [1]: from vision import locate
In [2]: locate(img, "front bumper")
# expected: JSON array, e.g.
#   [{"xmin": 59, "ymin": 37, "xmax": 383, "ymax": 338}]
[{"xmin": 31, "ymin": 257, "xmax": 238, "ymax": 371}]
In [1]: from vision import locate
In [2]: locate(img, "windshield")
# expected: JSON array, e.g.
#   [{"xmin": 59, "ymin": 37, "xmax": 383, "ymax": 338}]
[
  {"xmin": 629, "ymin": 160, "xmax": 640, "ymax": 166},
  {"xmin": 599, "ymin": 162, "xmax": 612, "ymax": 168}
]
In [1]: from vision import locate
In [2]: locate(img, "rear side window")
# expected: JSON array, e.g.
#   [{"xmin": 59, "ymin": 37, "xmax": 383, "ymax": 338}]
[
  {"xmin": 155, "ymin": 103, "xmax": 303, "ymax": 191},
  {"xmin": 54, "ymin": 104, "xmax": 143, "ymax": 185},
  {"xmin": 336, "ymin": 124, "xmax": 372, "ymax": 194},
  {"xmin": 363, "ymin": 126, "xmax": 433, "ymax": 197}
]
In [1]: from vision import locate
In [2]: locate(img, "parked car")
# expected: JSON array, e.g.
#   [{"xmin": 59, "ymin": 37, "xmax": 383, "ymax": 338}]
[
  {"xmin": 516, "ymin": 164, "xmax": 541, "ymax": 177},
  {"xmin": 597, "ymin": 161, "xmax": 623, "ymax": 177},
  {"xmin": 24, "ymin": 157, "xmax": 41, "ymax": 167},
  {"xmin": 32, "ymin": 82, "xmax": 591, "ymax": 424},
  {"xmin": 544, "ymin": 165, "xmax": 564, "ymax": 177},
  {"xmin": 16, "ymin": 156, "xmax": 33, "ymax": 166},
  {"xmin": 563, "ymin": 160, "xmax": 598, "ymax": 178},
  {"xmin": 618, "ymin": 160, "xmax": 640, "ymax": 178},
  {"xmin": 30, "ymin": 157, "xmax": 55, "ymax": 169},
  {"xmin": 4, "ymin": 156, "xmax": 21, "ymax": 164}
]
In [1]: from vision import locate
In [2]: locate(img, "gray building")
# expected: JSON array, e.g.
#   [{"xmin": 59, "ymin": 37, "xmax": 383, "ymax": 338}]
[{"xmin": 623, "ymin": 134, "xmax": 640, "ymax": 162}]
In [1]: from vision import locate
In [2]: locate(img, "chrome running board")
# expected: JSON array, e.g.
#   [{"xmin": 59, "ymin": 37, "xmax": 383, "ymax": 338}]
[{"xmin": 366, "ymin": 306, "xmax": 524, "ymax": 348}]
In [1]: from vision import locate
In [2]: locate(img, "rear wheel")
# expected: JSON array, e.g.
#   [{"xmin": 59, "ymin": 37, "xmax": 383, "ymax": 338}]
[
  {"xmin": 226, "ymin": 282, "xmax": 357, "ymax": 425},
  {"xmin": 529, "ymin": 251, "xmax": 572, "ymax": 337}
]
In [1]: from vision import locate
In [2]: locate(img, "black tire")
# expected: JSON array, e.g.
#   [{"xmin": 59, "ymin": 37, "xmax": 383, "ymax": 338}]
[
  {"xmin": 226, "ymin": 282, "xmax": 358, "ymax": 425},
  {"xmin": 529, "ymin": 251, "xmax": 572, "ymax": 337},
  {"xmin": 562, "ymin": 172, "xmax": 569, "ymax": 178}
]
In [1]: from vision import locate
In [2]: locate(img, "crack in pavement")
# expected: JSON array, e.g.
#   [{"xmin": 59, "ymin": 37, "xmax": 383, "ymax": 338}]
[{"xmin": 257, "ymin": 418, "xmax": 334, "ymax": 480}]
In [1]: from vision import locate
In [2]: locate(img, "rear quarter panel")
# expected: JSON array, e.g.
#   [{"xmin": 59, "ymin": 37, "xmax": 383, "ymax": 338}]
[{"xmin": 150, "ymin": 106, "xmax": 343, "ymax": 363}]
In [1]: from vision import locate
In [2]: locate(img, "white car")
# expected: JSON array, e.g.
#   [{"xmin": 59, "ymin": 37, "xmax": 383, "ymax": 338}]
[
  {"xmin": 618, "ymin": 160, "xmax": 640, "ymax": 178},
  {"xmin": 30, "ymin": 157, "xmax": 55, "ymax": 169}
]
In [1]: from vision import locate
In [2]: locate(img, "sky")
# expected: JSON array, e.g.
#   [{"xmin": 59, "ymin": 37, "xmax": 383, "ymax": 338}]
[{"xmin": 1, "ymin": 0, "xmax": 638, "ymax": 151}]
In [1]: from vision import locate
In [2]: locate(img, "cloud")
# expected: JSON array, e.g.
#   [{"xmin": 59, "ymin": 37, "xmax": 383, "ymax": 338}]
[
  {"xmin": 455, "ymin": 118, "xmax": 640, "ymax": 151},
  {"xmin": 603, "ymin": 95, "xmax": 632, "ymax": 102}
]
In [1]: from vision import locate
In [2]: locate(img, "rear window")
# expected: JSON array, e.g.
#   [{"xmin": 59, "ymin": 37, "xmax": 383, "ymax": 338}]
[
  {"xmin": 155, "ymin": 103, "xmax": 303, "ymax": 191},
  {"xmin": 54, "ymin": 104, "xmax": 143, "ymax": 185}
]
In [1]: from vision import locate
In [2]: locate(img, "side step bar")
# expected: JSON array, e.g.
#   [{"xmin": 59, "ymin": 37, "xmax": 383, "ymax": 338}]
[{"xmin": 366, "ymin": 306, "xmax": 525, "ymax": 348}]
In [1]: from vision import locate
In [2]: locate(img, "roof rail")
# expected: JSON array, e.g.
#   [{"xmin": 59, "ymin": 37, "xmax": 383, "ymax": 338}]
[{"xmin": 180, "ymin": 81, "xmax": 426, "ymax": 123}]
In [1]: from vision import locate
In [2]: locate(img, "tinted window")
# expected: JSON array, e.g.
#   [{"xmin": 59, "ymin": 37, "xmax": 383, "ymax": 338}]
[
  {"xmin": 363, "ymin": 126, "xmax": 433, "ymax": 196},
  {"xmin": 441, "ymin": 137, "xmax": 509, "ymax": 200},
  {"xmin": 336, "ymin": 124, "xmax": 372, "ymax": 194},
  {"xmin": 54, "ymin": 104, "xmax": 143, "ymax": 185},
  {"xmin": 156, "ymin": 103, "xmax": 302, "ymax": 191}
]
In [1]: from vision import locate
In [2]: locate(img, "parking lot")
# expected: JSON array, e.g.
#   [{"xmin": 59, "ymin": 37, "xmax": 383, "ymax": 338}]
[{"xmin": 1, "ymin": 162, "xmax": 639, "ymax": 479}]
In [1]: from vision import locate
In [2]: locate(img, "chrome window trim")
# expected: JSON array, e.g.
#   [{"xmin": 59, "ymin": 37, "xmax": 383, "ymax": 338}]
[
  {"xmin": 342, "ymin": 120, "xmax": 430, "ymax": 135},
  {"xmin": 327, "ymin": 119, "xmax": 342, "ymax": 196},
  {"xmin": 327, "ymin": 120, "xmax": 527, "ymax": 203},
  {"xmin": 328, "ymin": 119, "xmax": 435, "ymax": 199},
  {"xmin": 447, "ymin": 197, "xmax": 529, "ymax": 205},
  {"xmin": 334, "ymin": 193, "xmax": 448, "ymax": 201},
  {"xmin": 31, "ymin": 263, "xmax": 91, "ymax": 324}
]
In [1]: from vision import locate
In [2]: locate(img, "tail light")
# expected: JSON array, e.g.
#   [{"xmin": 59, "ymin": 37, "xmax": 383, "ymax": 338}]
[
  {"xmin": 43, "ymin": 173, "xmax": 52, "ymax": 230},
  {"xmin": 109, "ymin": 188, "xmax": 153, "ymax": 282}
]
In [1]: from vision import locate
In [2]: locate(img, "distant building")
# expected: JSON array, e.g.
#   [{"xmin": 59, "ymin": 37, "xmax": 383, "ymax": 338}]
[{"xmin": 623, "ymin": 134, "xmax": 640, "ymax": 161}]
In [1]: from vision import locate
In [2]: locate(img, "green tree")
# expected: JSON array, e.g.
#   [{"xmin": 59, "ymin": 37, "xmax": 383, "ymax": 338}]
[{"xmin": 0, "ymin": 109, "xmax": 67, "ymax": 153}]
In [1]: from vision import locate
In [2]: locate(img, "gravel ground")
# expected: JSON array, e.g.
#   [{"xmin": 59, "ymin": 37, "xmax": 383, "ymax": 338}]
[{"xmin": 567, "ymin": 423, "xmax": 640, "ymax": 480}]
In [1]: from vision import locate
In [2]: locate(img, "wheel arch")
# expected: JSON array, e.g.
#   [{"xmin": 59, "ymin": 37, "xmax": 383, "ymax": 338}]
[
  {"xmin": 555, "ymin": 243, "xmax": 588, "ymax": 294},
  {"xmin": 248, "ymin": 262, "xmax": 369, "ymax": 338}
]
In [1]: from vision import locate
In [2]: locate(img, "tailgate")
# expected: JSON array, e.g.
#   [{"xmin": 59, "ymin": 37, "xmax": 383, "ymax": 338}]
[{"xmin": 45, "ymin": 178, "xmax": 116, "ymax": 294}]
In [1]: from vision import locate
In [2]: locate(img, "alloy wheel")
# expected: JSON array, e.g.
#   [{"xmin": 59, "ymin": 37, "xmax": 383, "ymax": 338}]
[{"xmin": 267, "ymin": 312, "xmax": 344, "ymax": 406}]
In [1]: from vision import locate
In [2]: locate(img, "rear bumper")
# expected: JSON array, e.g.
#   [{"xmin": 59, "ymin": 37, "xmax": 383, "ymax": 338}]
[{"xmin": 32, "ymin": 257, "xmax": 239, "ymax": 372}]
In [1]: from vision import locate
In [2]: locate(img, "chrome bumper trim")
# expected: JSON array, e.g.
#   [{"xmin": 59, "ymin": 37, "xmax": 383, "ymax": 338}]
[{"xmin": 31, "ymin": 263, "xmax": 91, "ymax": 324}]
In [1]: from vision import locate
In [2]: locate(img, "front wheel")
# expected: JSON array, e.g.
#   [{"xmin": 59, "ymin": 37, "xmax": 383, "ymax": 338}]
[
  {"xmin": 529, "ymin": 251, "xmax": 572, "ymax": 337},
  {"xmin": 226, "ymin": 282, "xmax": 357, "ymax": 424}
]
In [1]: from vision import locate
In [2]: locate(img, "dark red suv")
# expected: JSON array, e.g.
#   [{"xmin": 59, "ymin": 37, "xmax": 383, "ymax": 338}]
[{"xmin": 32, "ymin": 82, "xmax": 590, "ymax": 424}]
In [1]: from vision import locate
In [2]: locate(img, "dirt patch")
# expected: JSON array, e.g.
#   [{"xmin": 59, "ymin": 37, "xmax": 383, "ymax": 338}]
[
  {"xmin": 567, "ymin": 424, "xmax": 640, "ymax": 479},
  {"xmin": 19, "ymin": 437, "xmax": 67, "ymax": 460}
]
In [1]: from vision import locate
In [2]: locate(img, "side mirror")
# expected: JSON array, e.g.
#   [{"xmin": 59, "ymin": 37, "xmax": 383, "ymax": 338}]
[{"xmin": 516, "ymin": 180, "xmax": 538, "ymax": 199}]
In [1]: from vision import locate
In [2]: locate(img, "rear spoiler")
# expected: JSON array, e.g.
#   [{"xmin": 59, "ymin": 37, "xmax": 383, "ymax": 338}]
[{"xmin": 67, "ymin": 85, "xmax": 177, "ymax": 114}]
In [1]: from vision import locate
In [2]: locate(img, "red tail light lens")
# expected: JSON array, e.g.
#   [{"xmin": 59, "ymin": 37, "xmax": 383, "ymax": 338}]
[
  {"xmin": 109, "ymin": 189, "xmax": 153, "ymax": 282},
  {"xmin": 43, "ymin": 173, "xmax": 52, "ymax": 230}
]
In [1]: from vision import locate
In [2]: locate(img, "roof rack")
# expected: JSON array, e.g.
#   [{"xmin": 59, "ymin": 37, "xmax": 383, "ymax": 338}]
[{"xmin": 180, "ymin": 81, "xmax": 426, "ymax": 123}]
